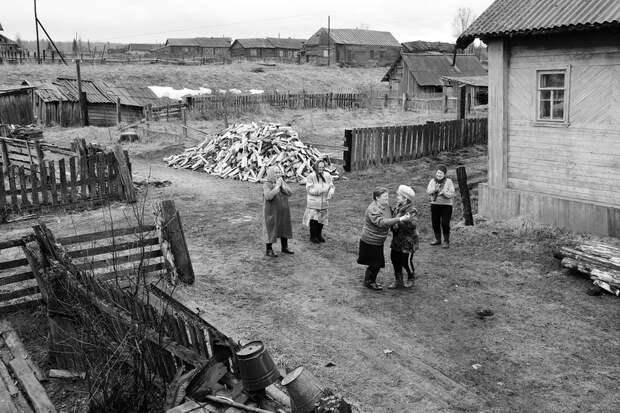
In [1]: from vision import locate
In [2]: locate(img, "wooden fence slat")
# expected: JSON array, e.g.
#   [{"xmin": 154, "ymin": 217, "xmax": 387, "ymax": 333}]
[
  {"xmin": 0, "ymin": 168, "xmax": 6, "ymax": 213},
  {"xmin": 30, "ymin": 164, "xmax": 40, "ymax": 208},
  {"xmin": 96, "ymin": 153, "xmax": 106, "ymax": 200},
  {"xmin": 48, "ymin": 161, "xmax": 58, "ymax": 206},
  {"xmin": 17, "ymin": 166, "xmax": 29, "ymax": 209},
  {"xmin": 39, "ymin": 162, "xmax": 49, "ymax": 205},
  {"xmin": 69, "ymin": 237, "xmax": 160, "ymax": 259},
  {"xmin": 58, "ymin": 158, "xmax": 68, "ymax": 205},
  {"xmin": 0, "ymin": 271, "xmax": 35, "ymax": 286},
  {"xmin": 0, "ymin": 258, "xmax": 29, "ymax": 271},
  {"xmin": 58, "ymin": 224, "xmax": 156, "ymax": 245},
  {"xmin": 69, "ymin": 156, "xmax": 78, "ymax": 203},
  {"xmin": 76, "ymin": 249, "xmax": 163, "ymax": 271},
  {"xmin": 0, "ymin": 285, "xmax": 39, "ymax": 302}
]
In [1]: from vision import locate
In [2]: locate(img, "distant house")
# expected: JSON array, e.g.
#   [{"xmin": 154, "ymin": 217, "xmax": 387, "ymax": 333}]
[
  {"xmin": 304, "ymin": 28, "xmax": 400, "ymax": 67},
  {"xmin": 31, "ymin": 78, "xmax": 170, "ymax": 127},
  {"xmin": 0, "ymin": 33, "xmax": 18, "ymax": 54},
  {"xmin": 440, "ymin": 75, "xmax": 488, "ymax": 115},
  {"xmin": 457, "ymin": 0, "xmax": 620, "ymax": 236},
  {"xmin": 401, "ymin": 41, "xmax": 455, "ymax": 54},
  {"xmin": 159, "ymin": 37, "xmax": 231, "ymax": 58},
  {"xmin": 229, "ymin": 38, "xmax": 304, "ymax": 61},
  {"xmin": 382, "ymin": 53, "xmax": 487, "ymax": 97},
  {"xmin": 127, "ymin": 43, "xmax": 160, "ymax": 55}
]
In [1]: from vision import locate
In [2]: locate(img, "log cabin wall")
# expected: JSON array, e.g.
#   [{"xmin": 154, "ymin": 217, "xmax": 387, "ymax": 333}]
[
  {"xmin": 0, "ymin": 89, "xmax": 34, "ymax": 125},
  {"xmin": 481, "ymin": 31, "xmax": 620, "ymax": 236}
]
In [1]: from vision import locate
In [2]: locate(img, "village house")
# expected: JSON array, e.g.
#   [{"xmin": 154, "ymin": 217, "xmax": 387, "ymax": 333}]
[
  {"xmin": 229, "ymin": 38, "xmax": 304, "ymax": 62},
  {"xmin": 0, "ymin": 33, "xmax": 18, "ymax": 54},
  {"xmin": 382, "ymin": 53, "xmax": 487, "ymax": 97},
  {"xmin": 159, "ymin": 37, "xmax": 231, "ymax": 58},
  {"xmin": 441, "ymin": 75, "xmax": 488, "ymax": 115},
  {"xmin": 457, "ymin": 0, "xmax": 620, "ymax": 237},
  {"xmin": 126, "ymin": 43, "xmax": 160, "ymax": 56},
  {"xmin": 304, "ymin": 28, "xmax": 400, "ymax": 67}
]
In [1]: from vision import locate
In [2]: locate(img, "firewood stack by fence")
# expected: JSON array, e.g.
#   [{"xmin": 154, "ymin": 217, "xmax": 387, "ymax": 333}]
[{"xmin": 555, "ymin": 242, "xmax": 620, "ymax": 296}]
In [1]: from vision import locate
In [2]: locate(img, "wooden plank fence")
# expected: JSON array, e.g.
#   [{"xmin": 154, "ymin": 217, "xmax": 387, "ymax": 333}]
[{"xmin": 344, "ymin": 118, "xmax": 488, "ymax": 171}]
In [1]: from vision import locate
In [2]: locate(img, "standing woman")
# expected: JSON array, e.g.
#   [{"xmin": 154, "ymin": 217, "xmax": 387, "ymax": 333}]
[
  {"xmin": 358, "ymin": 187, "xmax": 410, "ymax": 290},
  {"xmin": 426, "ymin": 165, "xmax": 455, "ymax": 248},
  {"xmin": 263, "ymin": 165, "xmax": 294, "ymax": 257},
  {"xmin": 303, "ymin": 160, "xmax": 335, "ymax": 243}
]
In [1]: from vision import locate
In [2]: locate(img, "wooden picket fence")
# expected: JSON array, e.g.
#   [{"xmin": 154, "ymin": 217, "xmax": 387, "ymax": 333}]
[
  {"xmin": 0, "ymin": 143, "xmax": 135, "ymax": 219},
  {"xmin": 343, "ymin": 118, "xmax": 488, "ymax": 171}
]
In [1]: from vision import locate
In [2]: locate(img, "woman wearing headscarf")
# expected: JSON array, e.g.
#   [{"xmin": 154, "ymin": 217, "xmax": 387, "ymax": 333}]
[
  {"xmin": 263, "ymin": 165, "xmax": 293, "ymax": 257},
  {"xmin": 426, "ymin": 165, "xmax": 455, "ymax": 248},
  {"xmin": 389, "ymin": 185, "xmax": 419, "ymax": 289},
  {"xmin": 303, "ymin": 160, "xmax": 335, "ymax": 243},
  {"xmin": 358, "ymin": 187, "xmax": 411, "ymax": 291}
]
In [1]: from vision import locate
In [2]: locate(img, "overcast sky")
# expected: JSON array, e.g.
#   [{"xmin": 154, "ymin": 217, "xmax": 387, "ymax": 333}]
[{"xmin": 2, "ymin": 0, "xmax": 494, "ymax": 44}]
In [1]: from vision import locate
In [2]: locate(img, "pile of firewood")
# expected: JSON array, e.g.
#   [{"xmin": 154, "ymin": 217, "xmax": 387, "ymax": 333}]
[
  {"xmin": 163, "ymin": 122, "xmax": 336, "ymax": 183},
  {"xmin": 0, "ymin": 124, "xmax": 43, "ymax": 140},
  {"xmin": 555, "ymin": 242, "xmax": 620, "ymax": 296}
]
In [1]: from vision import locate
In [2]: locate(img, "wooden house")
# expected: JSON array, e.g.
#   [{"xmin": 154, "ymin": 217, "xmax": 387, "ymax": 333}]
[
  {"xmin": 0, "ymin": 33, "xmax": 17, "ymax": 54},
  {"xmin": 440, "ymin": 75, "xmax": 488, "ymax": 115},
  {"xmin": 304, "ymin": 28, "xmax": 400, "ymax": 67},
  {"xmin": 127, "ymin": 43, "xmax": 160, "ymax": 55},
  {"xmin": 382, "ymin": 53, "xmax": 487, "ymax": 97},
  {"xmin": 32, "ymin": 78, "xmax": 168, "ymax": 127},
  {"xmin": 457, "ymin": 0, "xmax": 620, "ymax": 237},
  {"xmin": 229, "ymin": 38, "xmax": 304, "ymax": 61},
  {"xmin": 159, "ymin": 37, "xmax": 231, "ymax": 58},
  {"xmin": 401, "ymin": 41, "xmax": 455, "ymax": 54}
]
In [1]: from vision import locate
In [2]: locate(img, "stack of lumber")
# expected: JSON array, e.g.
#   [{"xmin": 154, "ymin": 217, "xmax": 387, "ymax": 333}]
[
  {"xmin": 556, "ymin": 242, "xmax": 620, "ymax": 296},
  {"xmin": 0, "ymin": 124, "xmax": 43, "ymax": 140},
  {"xmin": 163, "ymin": 122, "xmax": 336, "ymax": 183}
]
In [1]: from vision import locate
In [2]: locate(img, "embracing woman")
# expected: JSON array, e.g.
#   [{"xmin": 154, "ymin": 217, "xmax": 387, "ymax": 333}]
[{"xmin": 303, "ymin": 160, "xmax": 335, "ymax": 244}]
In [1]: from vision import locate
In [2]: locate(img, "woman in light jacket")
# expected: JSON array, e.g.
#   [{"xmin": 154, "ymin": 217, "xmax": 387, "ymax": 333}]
[
  {"xmin": 357, "ymin": 187, "xmax": 410, "ymax": 291},
  {"xmin": 426, "ymin": 165, "xmax": 455, "ymax": 248},
  {"xmin": 263, "ymin": 165, "xmax": 293, "ymax": 257},
  {"xmin": 303, "ymin": 160, "xmax": 335, "ymax": 243}
]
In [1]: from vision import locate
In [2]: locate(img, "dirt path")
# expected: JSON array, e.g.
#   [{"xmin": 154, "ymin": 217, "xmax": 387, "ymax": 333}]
[{"xmin": 126, "ymin": 149, "xmax": 619, "ymax": 413}]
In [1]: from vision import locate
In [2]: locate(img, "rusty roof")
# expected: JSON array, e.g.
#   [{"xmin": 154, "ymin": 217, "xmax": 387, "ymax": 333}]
[
  {"xmin": 306, "ymin": 28, "xmax": 400, "ymax": 47},
  {"xmin": 382, "ymin": 53, "xmax": 487, "ymax": 86},
  {"xmin": 402, "ymin": 41, "xmax": 455, "ymax": 54},
  {"xmin": 54, "ymin": 78, "xmax": 111, "ymax": 103},
  {"xmin": 441, "ymin": 75, "xmax": 488, "ymax": 87},
  {"xmin": 457, "ymin": 0, "xmax": 620, "ymax": 48}
]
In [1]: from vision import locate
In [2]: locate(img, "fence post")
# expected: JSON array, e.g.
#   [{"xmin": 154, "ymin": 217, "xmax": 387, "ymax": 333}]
[
  {"xmin": 112, "ymin": 145, "xmax": 136, "ymax": 203},
  {"xmin": 0, "ymin": 139, "xmax": 10, "ymax": 174},
  {"xmin": 182, "ymin": 107, "xmax": 188, "ymax": 139},
  {"xmin": 116, "ymin": 97, "xmax": 121, "ymax": 125},
  {"xmin": 160, "ymin": 200, "xmax": 195, "ymax": 285},
  {"xmin": 456, "ymin": 166, "xmax": 474, "ymax": 226},
  {"xmin": 401, "ymin": 93, "xmax": 407, "ymax": 112},
  {"xmin": 343, "ymin": 129, "xmax": 353, "ymax": 172},
  {"xmin": 384, "ymin": 94, "xmax": 388, "ymax": 108}
]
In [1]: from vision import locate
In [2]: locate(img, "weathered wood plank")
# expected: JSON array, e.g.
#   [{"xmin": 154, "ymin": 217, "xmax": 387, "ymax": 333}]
[
  {"xmin": 0, "ymin": 258, "xmax": 29, "ymax": 271},
  {"xmin": 57, "ymin": 224, "xmax": 156, "ymax": 245},
  {"xmin": 68, "ymin": 237, "xmax": 160, "ymax": 259},
  {"xmin": 68, "ymin": 157, "xmax": 77, "ymax": 203},
  {"xmin": 76, "ymin": 249, "xmax": 162, "ymax": 271},
  {"xmin": 38, "ymin": 162, "xmax": 49, "ymax": 205},
  {"xmin": 0, "ymin": 286, "xmax": 40, "ymax": 302},
  {"xmin": 47, "ymin": 162, "xmax": 58, "ymax": 207},
  {"xmin": 8, "ymin": 358, "xmax": 55, "ymax": 412},
  {"xmin": 97, "ymin": 262, "xmax": 164, "ymax": 282},
  {"xmin": 58, "ymin": 159, "xmax": 68, "ymax": 205},
  {"xmin": 17, "ymin": 166, "xmax": 29, "ymax": 208},
  {"xmin": 0, "ymin": 271, "xmax": 35, "ymax": 286}
]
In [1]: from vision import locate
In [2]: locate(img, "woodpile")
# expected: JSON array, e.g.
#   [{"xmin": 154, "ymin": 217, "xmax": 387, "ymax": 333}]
[
  {"xmin": 163, "ymin": 122, "xmax": 337, "ymax": 183},
  {"xmin": 0, "ymin": 124, "xmax": 43, "ymax": 140},
  {"xmin": 556, "ymin": 242, "xmax": 620, "ymax": 296}
]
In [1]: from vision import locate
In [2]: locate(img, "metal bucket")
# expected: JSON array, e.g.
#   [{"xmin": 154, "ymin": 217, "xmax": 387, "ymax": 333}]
[
  {"xmin": 281, "ymin": 366, "xmax": 324, "ymax": 413},
  {"xmin": 235, "ymin": 341, "xmax": 280, "ymax": 392}
]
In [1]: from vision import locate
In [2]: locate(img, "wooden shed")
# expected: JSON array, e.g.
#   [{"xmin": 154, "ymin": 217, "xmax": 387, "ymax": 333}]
[
  {"xmin": 32, "ymin": 78, "xmax": 167, "ymax": 127},
  {"xmin": 0, "ymin": 86, "xmax": 35, "ymax": 125},
  {"xmin": 127, "ymin": 43, "xmax": 160, "ymax": 55},
  {"xmin": 457, "ymin": 0, "xmax": 620, "ymax": 237},
  {"xmin": 304, "ymin": 28, "xmax": 400, "ymax": 67},
  {"xmin": 440, "ymin": 75, "xmax": 488, "ymax": 115},
  {"xmin": 0, "ymin": 33, "xmax": 17, "ymax": 54},
  {"xmin": 159, "ymin": 37, "xmax": 231, "ymax": 58},
  {"xmin": 382, "ymin": 53, "xmax": 487, "ymax": 97}
]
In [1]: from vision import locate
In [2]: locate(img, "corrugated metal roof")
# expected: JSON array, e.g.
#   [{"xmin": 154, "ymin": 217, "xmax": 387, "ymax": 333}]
[
  {"xmin": 266, "ymin": 38, "xmax": 305, "ymax": 50},
  {"xmin": 306, "ymin": 28, "xmax": 400, "ymax": 47},
  {"xmin": 34, "ymin": 83, "xmax": 71, "ymax": 102},
  {"xmin": 457, "ymin": 0, "xmax": 620, "ymax": 48},
  {"xmin": 382, "ymin": 53, "xmax": 487, "ymax": 86},
  {"xmin": 165, "ymin": 38, "xmax": 200, "ymax": 47},
  {"xmin": 102, "ymin": 83, "xmax": 171, "ymax": 107},
  {"xmin": 441, "ymin": 75, "xmax": 488, "ymax": 87},
  {"xmin": 54, "ymin": 78, "xmax": 111, "ymax": 104},
  {"xmin": 402, "ymin": 41, "xmax": 455, "ymax": 53},
  {"xmin": 232, "ymin": 38, "xmax": 275, "ymax": 49}
]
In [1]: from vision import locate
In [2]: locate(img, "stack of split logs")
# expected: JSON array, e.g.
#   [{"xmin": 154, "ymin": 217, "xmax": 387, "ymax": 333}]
[
  {"xmin": 0, "ymin": 124, "xmax": 43, "ymax": 140},
  {"xmin": 164, "ymin": 122, "xmax": 336, "ymax": 183},
  {"xmin": 555, "ymin": 242, "xmax": 620, "ymax": 296}
]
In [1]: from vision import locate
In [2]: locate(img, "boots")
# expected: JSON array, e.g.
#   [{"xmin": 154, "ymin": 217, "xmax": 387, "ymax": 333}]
[
  {"xmin": 430, "ymin": 232, "xmax": 442, "ymax": 246},
  {"xmin": 388, "ymin": 271, "xmax": 405, "ymax": 289},
  {"xmin": 364, "ymin": 267, "xmax": 382, "ymax": 290},
  {"xmin": 281, "ymin": 238, "xmax": 294, "ymax": 254},
  {"xmin": 442, "ymin": 233, "xmax": 450, "ymax": 248},
  {"xmin": 309, "ymin": 220, "xmax": 320, "ymax": 244},
  {"xmin": 317, "ymin": 223, "xmax": 325, "ymax": 243},
  {"xmin": 404, "ymin": 272, "xmax": 415, "ymax": 288}
]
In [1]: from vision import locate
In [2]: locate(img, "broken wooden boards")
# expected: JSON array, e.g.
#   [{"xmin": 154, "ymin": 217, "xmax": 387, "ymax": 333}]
[
  {"xmin": 0, "ymin": 320, "xmax": 56, "ymax": 413},
  {"xmin": 163, "ymin": 122, "xmax": 337, "ymax": 183}
]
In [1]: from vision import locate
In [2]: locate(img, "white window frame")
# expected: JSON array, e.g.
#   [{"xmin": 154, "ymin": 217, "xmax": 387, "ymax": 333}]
[{"xmin": 534, "ymin": 66, "xmax": 571, "ymax": 127}]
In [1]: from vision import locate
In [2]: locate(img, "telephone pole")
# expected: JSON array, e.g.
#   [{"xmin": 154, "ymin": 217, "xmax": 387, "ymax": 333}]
[
  {"xmin": 34, "ymin": 0, "xmax": 41, "ymax": 63},
  {"xmin": 327, "ymin": 16, "xmax": 331, "ymax": 66}
]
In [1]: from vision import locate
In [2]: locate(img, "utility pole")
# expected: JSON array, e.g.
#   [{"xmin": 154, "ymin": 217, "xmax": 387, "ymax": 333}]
[
  {"xmin": 76, "ymin": 60, "xmax": 88, "ymax": 126},
  {"xmin": 34, "ymin": 0, "xmax": 40, "ymax": 63},
  {"xmin": 327, "ymin": 15, "xmax": 331, "ymax": 66}
]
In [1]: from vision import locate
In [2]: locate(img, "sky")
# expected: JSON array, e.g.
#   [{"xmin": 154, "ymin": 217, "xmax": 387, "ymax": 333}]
[{"xmin": 2, "ymin": 0, "xmax": 495, "ymax": 44}]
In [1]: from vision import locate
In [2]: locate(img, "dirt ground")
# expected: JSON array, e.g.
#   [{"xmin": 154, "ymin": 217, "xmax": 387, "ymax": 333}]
[{"xmin": 2, "ymin": 136, "xmax": 619, "ymax": 412}]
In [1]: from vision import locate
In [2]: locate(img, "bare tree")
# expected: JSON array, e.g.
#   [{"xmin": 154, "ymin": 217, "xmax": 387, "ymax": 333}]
[{"xmin": 452, "ymin": 7, "xmax": 476, "ymax": 38}]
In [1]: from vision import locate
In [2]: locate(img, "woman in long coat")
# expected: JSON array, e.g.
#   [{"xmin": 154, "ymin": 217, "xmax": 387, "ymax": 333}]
[
  {"xmin": 303, "ymin": 160, "xmax": 335, "ymax": 243},
  {"xmin": 263, "ymin": 165, "xmax": 293, "ymax": 257}
]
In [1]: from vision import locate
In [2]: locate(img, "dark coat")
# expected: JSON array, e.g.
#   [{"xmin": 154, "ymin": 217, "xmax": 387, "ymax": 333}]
[
  {"xmin": 390, "ymin": 202, "xmax": 419, "ymax": 253},
  {"xmin": 263, "ymin": 180, "xmax": 293, "ymax": 242}
]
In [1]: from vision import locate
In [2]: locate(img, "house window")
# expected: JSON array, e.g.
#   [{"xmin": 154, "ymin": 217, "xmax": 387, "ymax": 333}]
[
  {"xmin": 323, "ymin": 49, "xmax": 328, "ymax": 57},
  {"xmin": 537, "ymin": 70, "xmax": 567, "ymax": 121},
  {"xmin": 250, "ymin": 49, "xmax": 257, "ymax": 57},
  {"xmin": 279, "ymin": 50, "xmax": 284, "ymax": 57},
  {"xmin": 370, "ymin": 50, "xmax": 374, "ymax": 59}
]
